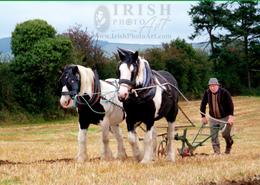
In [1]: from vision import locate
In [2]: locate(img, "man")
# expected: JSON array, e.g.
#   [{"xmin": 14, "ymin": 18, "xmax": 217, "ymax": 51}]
[{"xmin": 200, "ymin": 78, "xmax": 234, "ymax": 154}]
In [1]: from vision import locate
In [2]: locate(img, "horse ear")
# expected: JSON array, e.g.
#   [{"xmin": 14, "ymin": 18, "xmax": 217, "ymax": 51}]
[
  {"xmin": 117, "ymin": 49, "xmax": 125, "ymax": 61},
  {"xmin": 72, "ymin": 65, "xmax": 79, "ymax": 75},
  {"xmin": 133, "ymin": 51, "xmax": 139, "ymax": 62}
]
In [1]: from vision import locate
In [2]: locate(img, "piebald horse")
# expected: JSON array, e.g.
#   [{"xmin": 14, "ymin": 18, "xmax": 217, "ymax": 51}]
[
  {"xmin": 59, "ymin": 64, "xmax": 127, "ymax": 162},
  {"xmin": 117, "ymin": 48, "xmax": 178, "ymax": 163}
]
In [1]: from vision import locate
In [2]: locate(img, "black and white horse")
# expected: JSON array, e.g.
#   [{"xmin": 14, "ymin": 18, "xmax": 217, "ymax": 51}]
[
  {"xmin": 117, "ymin": 48, "xmax": 179, "ymax": 163},
  {"xmin": 59, "ymin": 64, "xmax": 127, "ymax": 162}
]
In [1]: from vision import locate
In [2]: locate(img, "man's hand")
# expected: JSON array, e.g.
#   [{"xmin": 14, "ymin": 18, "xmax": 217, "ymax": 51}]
[
  {"xmin": 201, "ymin": 117, "xmax": 208, "ymax": 125},
  {"xmin": 228, "ymin": 115, "xmax": 234, "ymax": 126}
]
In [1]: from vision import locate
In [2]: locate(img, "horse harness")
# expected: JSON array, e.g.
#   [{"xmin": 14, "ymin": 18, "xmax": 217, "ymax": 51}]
[
  {"xmin": 119, "ymin": 62, "xmax": 173, "ymax": 102},
  {"xmin": 75, "ymin": 76, "xmax": 124, "ymax": 113},
  {"xmin": 100, "ymin": 80, "xmax": 125, "ymax": 112}
]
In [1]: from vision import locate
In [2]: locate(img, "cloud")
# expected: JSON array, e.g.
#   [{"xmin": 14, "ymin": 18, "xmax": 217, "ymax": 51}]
[{"xmin": 0, "ymin": 2, "xmax": 201, "ymax": 44}]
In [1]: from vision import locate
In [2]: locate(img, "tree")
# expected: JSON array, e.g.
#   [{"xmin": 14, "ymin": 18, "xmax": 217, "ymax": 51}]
[
  {"xmin": 143, "ymin": 39, "xmax": 212, "ymax": 98},
  {"xmin": 143, "ymin": 48, "xmax": 165, "ymax": 70},
  {"xmin": 11, "ymin": 19, "xmax": 73, "ymax": 116},
  {"xmin": 163, "ymin": 39, "xmax": 212, "ymax": 98},
  {"xmin": 0, "ymin": 61, "xmax": 16, "ymax": 112},
  {"xmin": 63, "ymin": 25, "xmax": 113, "ymax": 79},
  {"xmin": 225, "ymin": 1, "xmax": 260, "ymax": 88},
  {"xmin": 63, "ymin": 25, "xmax": 107, "ymax": 67},
  {"xmin": 249, "ymin": 41, "xmax": 260, "ymax": 88},
  {"xmin": 214, "ymin": 41, "xmax": 246, "ymax": 94},
  {"xmin": 11, "ymin": 19, "xmax": 56, "ymax": 57},
  {"xmin": 189, "ymin": 0, "xmax": 229, "ymax": 57}
]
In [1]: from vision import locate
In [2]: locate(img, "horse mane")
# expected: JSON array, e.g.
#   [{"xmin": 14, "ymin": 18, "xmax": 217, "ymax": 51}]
[
  {"xmin": 135, "ymin": 57, "xmax": 152, "ymax": 87},
  {"xmin": 76, "ymin": 65, "xmax": 95, "ymax": 96},
  {"xmin": 117, "ymin": 48, "xmax": 154, "ymax": 88}
]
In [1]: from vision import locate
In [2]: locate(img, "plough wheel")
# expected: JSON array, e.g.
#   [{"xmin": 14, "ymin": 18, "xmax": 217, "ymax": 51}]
[{"xmin": 157, "ymin": 138, "xmax": 167, "ymax": 158}]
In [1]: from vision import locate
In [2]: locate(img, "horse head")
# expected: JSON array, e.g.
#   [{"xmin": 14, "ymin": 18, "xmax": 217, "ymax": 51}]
[
  {"xmin": 117, "ymin": 48, "xmax": 141, "ymax": 101},
  {"xmin": 59, "ymin": 65, "xmax": 80, "ymax": 108}
]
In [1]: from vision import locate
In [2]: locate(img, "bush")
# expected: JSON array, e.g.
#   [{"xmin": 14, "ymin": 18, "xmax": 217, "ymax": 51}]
[
  {"xmin": 11, "ymin": 19, "xmax": 73, "ymax": 117},
  {"xmin": 0, "ymin": 62, "xmax": 16, "ymax": 111},
  {"xmin": 144, "ymin": 39, "xmax": 212, "ymax": 99}
]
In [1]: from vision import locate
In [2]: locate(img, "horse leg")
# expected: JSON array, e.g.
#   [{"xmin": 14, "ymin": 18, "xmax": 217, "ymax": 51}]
[
  {"xmin": 76, "ymin": 127, "xmax": 87, "ymax": 162},
  {"xmin": 110, "ymin": 124, "xmax": 127, "ymax": 160},
  {"xmin": 128, "ymin": 131, "xmax": 142, "ymax": 161},
  {"xmin": 100, "ymin": 117, "xmax": 113, "ymax": 160},
  {"xmin": 166, "ymin": 122, "xmax": 175, "ymax": 162},
  {"xmin": 152, "ymin": 126, "xmax": 157, "ymax": 161},
  {"xmin": 141, "ymin": 125, "xmax": 155, "ymax": 163}
]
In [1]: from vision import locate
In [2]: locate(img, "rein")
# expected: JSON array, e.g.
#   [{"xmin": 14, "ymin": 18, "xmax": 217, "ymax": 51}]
[
  {"xmin": 118, "ymin": 79, "xmax": 135, "ymax": 87},
  {"xmin": 74, "ymin": 95, "xmax": 106, "ymax": 114},
  {"xmin": 120, "ymin": 62, "xmax": 156, "ymax": 101},
  {"xmin": 118, "ymin": 59, "xmax": 228, "ymax": 123},
  {"xmin": 74, "ymin": 79, "xmax": 124, "ymax": 114},
  {"xmin": 61, "ymin": 91, "xmax": 77, "ymax": 96},
  {"xmin": 130, "ymin": 82, "xmax": 228, "ymax": 124}
]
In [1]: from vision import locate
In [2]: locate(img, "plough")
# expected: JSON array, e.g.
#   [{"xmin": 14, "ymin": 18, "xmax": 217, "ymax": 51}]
[
  {"xmin": 174, "ymin": 123, "xmax": 226, "ymax": 157},
  {"xmin": 138, "ymin": 105, "xmax": 227, "ymax": 158}
]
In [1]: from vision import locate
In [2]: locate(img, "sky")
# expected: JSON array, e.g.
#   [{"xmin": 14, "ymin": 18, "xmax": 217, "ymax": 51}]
[{"xmin": 0, "ymin": 1, "xmax": 207, "ymax": 44}]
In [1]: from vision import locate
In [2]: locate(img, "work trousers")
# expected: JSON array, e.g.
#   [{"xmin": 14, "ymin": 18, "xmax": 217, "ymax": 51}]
[{"xmin": 209, "ymin": 116, "xmax": 232, "ymax": 153}]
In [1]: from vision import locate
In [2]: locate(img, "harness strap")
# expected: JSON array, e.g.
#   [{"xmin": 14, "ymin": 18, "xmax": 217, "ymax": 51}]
[
  {"xmin": 104, "ymin": 80, "xmax": 118, "ymax": 88},
  {"xmin": 135, "ymin": 62, "xmax": 156, "ymax": 100},
  {"xmin": 152, "ymin": 71, "xmax": 169, "ymax": 87},
  {"xmin": 61, "ymin": 90, "xmax": 77, "ymax": 97},
  {"xmin": 61, "ymin": 91, "xmax": 72, "ymax": 96},
  {"xmin": 101, "ymin": 96, "xmax": 125, "ymax": 113},
  {"xmin": 119, "ymin": 79, "xmax": 135, "ymax": 87}
]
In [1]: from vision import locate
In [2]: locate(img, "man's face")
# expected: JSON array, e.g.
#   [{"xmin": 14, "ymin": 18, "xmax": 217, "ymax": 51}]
[{"xmin": 209, "ymin": 84, "xmax": 219, "ymax": 93}]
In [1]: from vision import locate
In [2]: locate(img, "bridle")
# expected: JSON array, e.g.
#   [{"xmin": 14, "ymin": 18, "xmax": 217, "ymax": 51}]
[
  {"xmin": 60, "ymin": 72, "xmax": 80, "ymax": 99},
  {"xmin": 61, "ymin": 90, "xmax": 78, "ymax": 98},
  {"xmin": 118, "ymin": 60, "xmax": 158, "ymax": 101},
  {"xmin": 118, "ymin": 60, "xmax": 139, "ymax": 91},
  {"xmin": 118, "ymin": 79, "xmax": 136, "ymax": 89},
  {"xmin": 61, "ymin": 69, "xmax": 101, "ymax": 107}
]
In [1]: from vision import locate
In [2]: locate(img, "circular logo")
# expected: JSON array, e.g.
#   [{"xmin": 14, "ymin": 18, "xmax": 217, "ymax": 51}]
[{"xmin": 94, "ymin": 6, "xmax": 110, "ymax": 32}]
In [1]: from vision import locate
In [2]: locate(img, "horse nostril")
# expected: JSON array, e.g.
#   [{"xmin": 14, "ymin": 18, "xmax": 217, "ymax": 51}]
[{"xmin": 118, "ymin": 94, "xmax": 125, "ymax": 102}]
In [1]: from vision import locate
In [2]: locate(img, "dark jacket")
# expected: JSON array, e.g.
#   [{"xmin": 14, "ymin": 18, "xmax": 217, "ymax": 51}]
[{"xmin": 200, "ymin": 87, "xmax": 234, "ymax": 118}]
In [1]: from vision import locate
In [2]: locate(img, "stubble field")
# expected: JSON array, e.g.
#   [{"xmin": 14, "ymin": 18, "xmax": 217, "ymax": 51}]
[{"xmin": 0, "ymin": 96, "xmax": 259, "ymax": 185}]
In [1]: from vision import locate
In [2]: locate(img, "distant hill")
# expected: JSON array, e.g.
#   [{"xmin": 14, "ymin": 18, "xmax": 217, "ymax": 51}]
[
  {"xmin": 0, "ymin": 37, "xmax": 210, "ymax": 57},
  {"xmin": 192, "ymin": 42, "xmax": 211, "ymax": 53},
  {"xmin": 0, "ymin": 37, "xmax": 161, "ymax": 56},
  {"xmin": 98, "ymin": 40, "xmax": 161, "ymax": 56},
  {"xmin": 0, "ymin": 37, "xmax": 11, "ymax": 54}
]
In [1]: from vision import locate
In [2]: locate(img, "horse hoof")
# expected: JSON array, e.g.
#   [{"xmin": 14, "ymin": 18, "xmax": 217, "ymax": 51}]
[
  {"xmin": 166, "ymin": 156, "xmax": 175, "ymax": 162},
  {"xmin": 134, "ymin": 155, "xmax": 143, "ymax": 162},
  {"xmin": 140, "ymin": 159, "xmax": 152, "ymax": 164},
  {"xmin": 151, "ymin": 154, "xmax": 157, "ymax": 161},
  {"xmin": 101, "ymin": 155, "xmax": 114, "ymax": 161},
  {"xmin": 117, "ymin": 153, "xmax": 127, "ymax": 160}
]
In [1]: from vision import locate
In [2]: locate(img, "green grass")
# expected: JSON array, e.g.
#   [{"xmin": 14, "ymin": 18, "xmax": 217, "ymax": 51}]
[{"xmin": 0, "ymin": 177, "xmax": 21, "ymax": 185}]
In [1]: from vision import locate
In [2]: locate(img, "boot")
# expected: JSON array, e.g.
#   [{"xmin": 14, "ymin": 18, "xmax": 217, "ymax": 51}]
[
  {"xmin": 213, "ymin": 145, "xmax": 220, "ymax": 154},
  {"xmin": 225, "ymin": 138, "xmax": 233, "ymax": 154}
]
